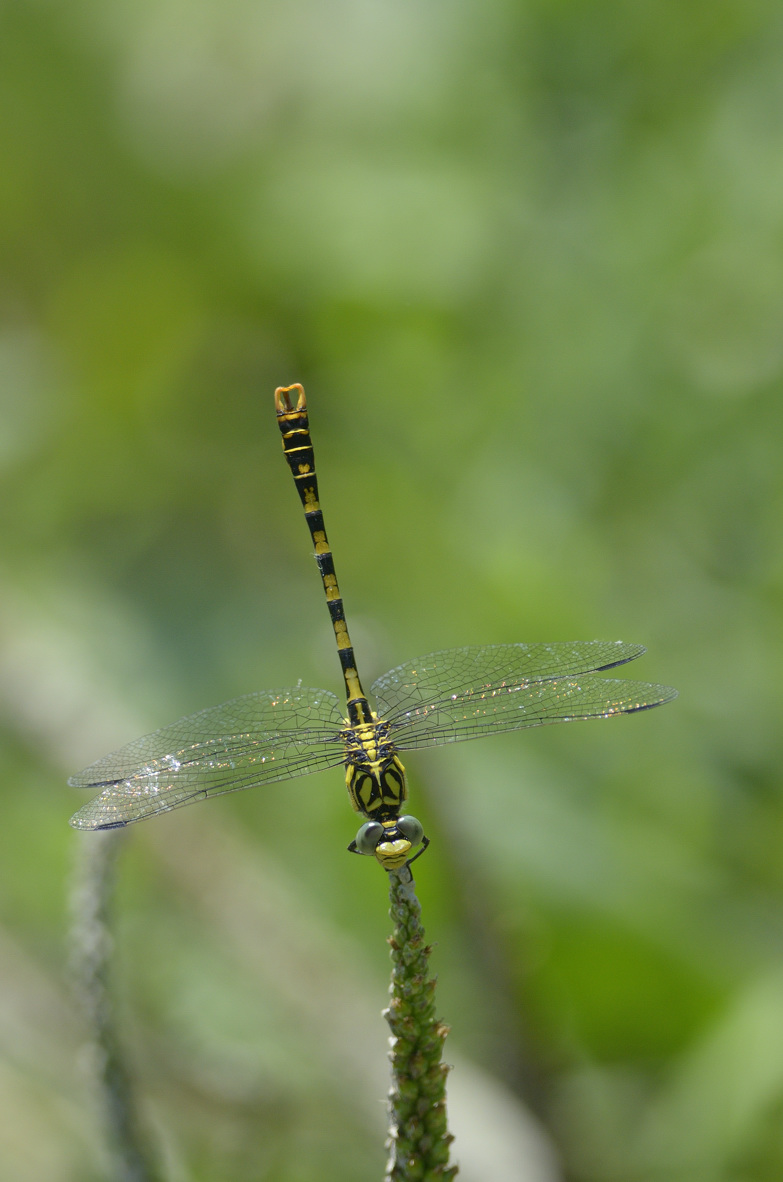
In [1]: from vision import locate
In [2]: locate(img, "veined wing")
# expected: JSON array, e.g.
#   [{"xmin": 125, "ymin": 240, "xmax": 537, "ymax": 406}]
[
  {"xmin": 371, "ymin": 641, "xmax": 647, "ymax": 717},
  {"xmin": 383, "ymin": 677, "xmax": 677, "ymax": 749},
  {"xmin": 369, "ymin": 643, "xmax": 676, "ymax": 750},
  {"xmin": 69, "ymin": 687, "xmax": 346, "ymax": 830}
]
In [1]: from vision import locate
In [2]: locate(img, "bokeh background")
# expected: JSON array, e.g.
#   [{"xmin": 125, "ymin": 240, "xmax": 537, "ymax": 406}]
[{"xmin": 2, "ymin": 1, "xmax": 783, "ymax": 1179}]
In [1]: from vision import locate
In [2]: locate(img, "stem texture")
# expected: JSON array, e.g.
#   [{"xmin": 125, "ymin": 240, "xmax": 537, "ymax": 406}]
[
  {"xmin": 70, "ymin": 831, "xmax": 159, "ymax": 1182},
  {"xmin": 384, "ymin": 866, "xmax": 458, "ymax": 1181}
]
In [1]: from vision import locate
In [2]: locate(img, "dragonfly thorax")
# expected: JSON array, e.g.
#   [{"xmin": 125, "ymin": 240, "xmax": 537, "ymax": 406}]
[{"xmin": 342, "ymin": 718, "xmax": 407, "ymax": 822}]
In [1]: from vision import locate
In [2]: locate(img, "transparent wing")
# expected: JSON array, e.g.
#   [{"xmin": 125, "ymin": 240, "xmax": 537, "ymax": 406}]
[
  {"xmin": 371, "ymin": 641, "xmax": 646, "ymax": 715},
  {"xmin": 69, "ymin": 687, "xmax": 347, "ymax": 830},
  {"xmin": 384, "ymin": 677, "xmax": 677, "ymax": 749},
  {"xmin": 370, "ymin": 643, "xmax": 676, "ymax": 750}
]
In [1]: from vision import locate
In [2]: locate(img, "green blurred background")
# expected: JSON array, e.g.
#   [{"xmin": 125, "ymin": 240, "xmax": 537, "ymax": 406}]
[{"xmin": 2, "ymin": 1, "xmax": 783, "ymax": 1179}]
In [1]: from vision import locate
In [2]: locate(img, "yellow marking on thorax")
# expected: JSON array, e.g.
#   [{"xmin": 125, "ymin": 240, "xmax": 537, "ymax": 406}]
[
  {"xmin": 348, "ymin": 719, "xmax": 395, "ymax": 766},
  {"xmin": 353, "ymin": 726, "xmax": 381, "ymax": 762}
]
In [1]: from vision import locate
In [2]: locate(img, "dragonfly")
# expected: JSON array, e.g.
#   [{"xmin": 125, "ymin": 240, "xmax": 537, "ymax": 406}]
[{"xmin": 69, "ymin": 385, "xmax": 677, "ymax": 870}]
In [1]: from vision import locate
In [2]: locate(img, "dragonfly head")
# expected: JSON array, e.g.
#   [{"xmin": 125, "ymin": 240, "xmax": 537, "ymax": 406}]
[{"xmin": 349, "ymin": 815, "xmax": 425, "ymax": 870}]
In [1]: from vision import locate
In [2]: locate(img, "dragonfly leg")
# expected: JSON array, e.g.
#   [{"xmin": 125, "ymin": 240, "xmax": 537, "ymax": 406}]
[{"xmin": 404, "ymin": 835, "xmax": 430, "ymax": 867}]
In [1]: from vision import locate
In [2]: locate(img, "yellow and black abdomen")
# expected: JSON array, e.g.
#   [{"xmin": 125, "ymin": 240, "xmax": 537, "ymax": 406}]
[{"xmin": 275, "ymin": 385, "xmax": 370, "ymax": 726}]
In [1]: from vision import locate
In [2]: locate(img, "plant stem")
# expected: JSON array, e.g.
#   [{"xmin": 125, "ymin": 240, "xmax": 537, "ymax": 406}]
[
  {"xmin": 384, "ymin": 864, "xmax": 458, "ymax": 1181},
  {"xmin": 70, "ymin": 831, "xmax": 159, "ymax": 1182}
]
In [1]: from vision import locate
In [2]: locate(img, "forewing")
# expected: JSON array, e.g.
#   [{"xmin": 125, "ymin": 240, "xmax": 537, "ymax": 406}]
[
  {"xmin": 383, "ymin": 675, "xmax": 677, "ymax": 750},
  {"xmin": 371, "ymin": 641, "xmax": 647, "ymax": 718},
  {"xmin": 69, "ymin": 687, "xmax": 346, "ymax": 830}
]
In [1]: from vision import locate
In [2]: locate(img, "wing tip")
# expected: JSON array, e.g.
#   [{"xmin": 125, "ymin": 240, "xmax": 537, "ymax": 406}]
[
  {"xmin": 627, "ymin": 685, "xmax": 679, "ymax": 711},
  {"xmin": 592, "ymin": 640, "xmax": 647, "ymax": 672},
  {"xmin": 69, "ymin": 811, "xmax": 129, "ymax": 831},
  {"xmin": 68, "ymin": 774, "xmax": 123, "ymax": 789}
]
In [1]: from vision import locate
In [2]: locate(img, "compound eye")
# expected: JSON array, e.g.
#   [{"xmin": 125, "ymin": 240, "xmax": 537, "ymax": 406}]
[
  {"xmin": 395, "ymin": 815, "xmax": 423, "ymax": 845},
  {"xmin": 354, "ymin": 821, "xmax": 384, "ymax": 855}
]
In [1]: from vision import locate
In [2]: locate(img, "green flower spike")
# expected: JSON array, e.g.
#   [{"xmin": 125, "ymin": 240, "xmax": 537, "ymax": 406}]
[{"xmin": 384, "ymin": 865, "xmax": 458, "ymax": 1182}]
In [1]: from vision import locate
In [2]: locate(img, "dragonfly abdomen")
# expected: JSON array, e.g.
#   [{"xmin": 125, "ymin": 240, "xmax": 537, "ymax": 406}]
[{"xmin": 275, "ymin": 385, "xmax": 371, "ymax": 727}]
